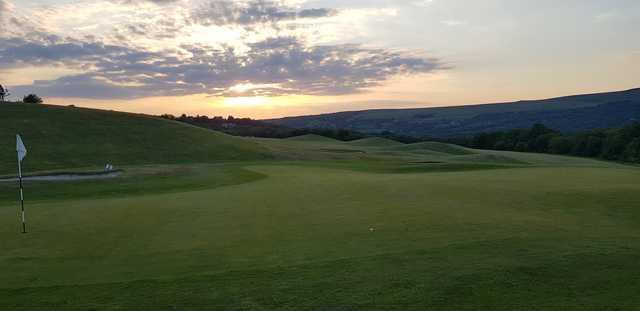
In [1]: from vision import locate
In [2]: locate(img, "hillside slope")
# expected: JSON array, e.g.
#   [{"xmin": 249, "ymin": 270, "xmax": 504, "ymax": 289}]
[
  {"xmin": 0, "ymin": 104, "xmax": 272, "ymax": 174},
  {"xmin": 267, "ymin": 88, "xmax": 640, "ymax": 137}
]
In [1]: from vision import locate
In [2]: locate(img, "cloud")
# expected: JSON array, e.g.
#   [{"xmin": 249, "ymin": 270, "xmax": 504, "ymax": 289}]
[
  {"xmin": 595, "ymin": 11, "xmax": 620, "ymax": 23},
  {"xmin": 5, "ymin": 35, "xmax": 445, "ymax": 99},
  {"xmin": 0, "ymin": 37, "xmax": 145, "ymax": 69},
  {"xmin": 112, "ymin": 0, "xmax": 178, "ymax": 5},
  {"xmin": 0, "ymin": 0, "xmax": 11, "ymax": 19},
  {"xmin": 142, "ymin": 0, "xmax": 177, "ymax": 3},
  {"xmin": 114, "ymin": 16, "xmax": 186, "ymax": 41},
  {"xmin": 412, "ymin": 0, "xmax": 434, "ymax": 7},
  {"xmin": 2, "ymin": 0, "xmax": 445, "ymax": 101},
  {"xmin": 441, "ymin": 20, "xmax": 467, "ymax": 27},
  {"xmin": 191, "ymin": 0, "xmax": 338, "ymax": 26}
]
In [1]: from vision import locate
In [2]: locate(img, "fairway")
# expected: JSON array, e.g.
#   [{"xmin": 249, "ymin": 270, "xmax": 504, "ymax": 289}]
[
  {"xmin": 2, "ymin": 158, "xmax": 640, "ymax": 309},
  {"xmin": 2, "ymin": 105, "xmax": 640, "ymax": 310},
  {"xmin": 2, "ymin": 1, "xmax": 639, "ymax": 308}
]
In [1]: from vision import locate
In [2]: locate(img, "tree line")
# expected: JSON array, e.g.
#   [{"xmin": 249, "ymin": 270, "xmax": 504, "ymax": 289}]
[
  {"xmin": 165, "ymin": 113, "xmax": 640, "ymax": 163},
  {"xmin": 160, "ymin": 114, "xmax": 423, "ymax": 143},
  {"xmin": 446, "ymin": 123, "xmax": 640, "ymax": 163},
  {"xmin": 160, "ymin": 114, "xmax": 365, "ymax": 140},
  {"xmin": 0, "ymin": 83, "xmax": 43, "ymax": 104}
]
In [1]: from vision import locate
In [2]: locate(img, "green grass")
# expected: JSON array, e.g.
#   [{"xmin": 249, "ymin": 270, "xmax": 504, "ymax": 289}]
[
  {"xmin": 0, "ymin": 164, "xmax": 266, "ymax": 204},
  {"xmin": 2, "ymin": 165, "xmax": 640, "ymax": 310},
  {"xmin": 285, "ymin": 134, "xmax": 340, "ymax": 142},
  {"xmin": 1, "ymin": 104, "xmax": 640, "ymax": 310},
  {"xmin": 345, "ymin": 137, "xmax": 405, "ymax": 147},
  {"xmin": 389, "ymin": 141, "xmax": 476, "ymax": 155},
  {"xmin": 0, "ymin": 104, "xmax": 271, "ymax": 174}
]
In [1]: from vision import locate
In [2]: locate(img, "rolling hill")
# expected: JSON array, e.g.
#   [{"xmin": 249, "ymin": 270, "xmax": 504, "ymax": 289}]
[
  {"xmin": 0, "ymin": 103, "xmax": 272, "ymax": 174},
  {"xmin": 267, "ymin": 88, "xmax": 640, "ymax": 138},
  {"xmin": 1, "ymin": 102, "xmax": 639, "ymax": 310}
]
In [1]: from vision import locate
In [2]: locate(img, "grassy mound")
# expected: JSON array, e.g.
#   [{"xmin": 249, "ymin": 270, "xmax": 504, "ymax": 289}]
[
  {"xmin": 285, "ymin": 134, "xmax": 341, "ymax": 143},
  {"xmin": 450, "ymin": 153, "xmax": 527, "ymax": 165},
  {"xmin": 391, "ymin": 141, "xmax": 475, "ymax": 155},
  {"xmin": 0, "ymin": 104, "xmax": 272, "ymax": 174},
  {"xmin": 345, "ymin": 137, "xmax": 403, "ymax": 147}
]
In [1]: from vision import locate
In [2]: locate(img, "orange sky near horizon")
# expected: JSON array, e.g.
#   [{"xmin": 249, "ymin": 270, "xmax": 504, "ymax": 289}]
[{"xmin": 2, "ymin": 0, "xmax": 639, "ymax": 119}]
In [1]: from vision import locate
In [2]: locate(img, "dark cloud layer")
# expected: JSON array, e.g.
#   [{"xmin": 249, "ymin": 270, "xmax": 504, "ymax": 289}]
[
  {"xmin": 4, "ymin": 35, "xmax": 444, "ymax": 99},
  {"xmin": 111, "ymin": 1, "xmax": 337, "ymax": 42},
  {"xmin": 114, "ymin": 17, "xmax": 185, "ymax": 41},
  {"xmin": 0, "ymin": 37, "xmax": 140, "ymax": 67},
  {"xmin": 2, "ymin": 0, "xmax": 442, "ymax": 99},
  {"xmin": 192, "ymin": 0, "xmax": 337, "ymax": 26}
]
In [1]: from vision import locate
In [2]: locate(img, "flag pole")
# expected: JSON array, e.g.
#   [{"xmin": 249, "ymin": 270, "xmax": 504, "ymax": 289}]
[
  {"xmin": 17, "ymin": 156, "xmax": 26, "ymax": 234},
  {"xmin": 16, "ymin": 134, "xmax": 27, "ymax": 234}
]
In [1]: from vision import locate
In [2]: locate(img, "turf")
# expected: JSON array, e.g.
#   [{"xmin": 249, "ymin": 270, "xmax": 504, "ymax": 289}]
[
  {"xmin": 389, "ymin": 141, "xmax": 476, "ymax": 155},
  {"xmin": 1, "ymin": 104, "xmax": 640, "ymax": 310},
  {"xmin": 0, "ymin": 164, "xmax": 266, "ymax": 204},
  {"xmin": 285, "ymin": 134, "xmax": 341, "ymax": 143},
  {"xmin": 345, "ymin": 137, "xmax": 405, "ymax": 147},
  {"xmin": 0, "ymin": 103, "xmax": 271, "ymax": 174},
  {"xmin": 1, "ymin": 165, "xmax": 640, "ymax": 310}
]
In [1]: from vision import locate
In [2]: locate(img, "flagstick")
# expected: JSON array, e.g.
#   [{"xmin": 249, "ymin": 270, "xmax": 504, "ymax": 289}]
[{"xmin": 17, "ymin": 157, "xmax": 26, "ymax": 234}]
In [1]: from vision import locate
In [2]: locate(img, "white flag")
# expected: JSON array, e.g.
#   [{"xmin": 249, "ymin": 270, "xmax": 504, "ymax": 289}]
[{"xmin": 16, "ymin": 134, "xmax": 27, "ymax": 162}]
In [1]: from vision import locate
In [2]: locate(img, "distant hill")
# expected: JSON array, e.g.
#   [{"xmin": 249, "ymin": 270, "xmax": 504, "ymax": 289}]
[
  {"xmin": 0, "ymin": 104, "xmax": 271, "ymax": 174},
  {"xmin": 266, "ymin": 88, "xmax": 640, "ymax": 138}
]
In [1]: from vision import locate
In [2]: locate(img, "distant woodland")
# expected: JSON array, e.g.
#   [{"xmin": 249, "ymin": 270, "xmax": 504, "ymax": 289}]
[
  {"xmin": 165, "ymin": 113, "xmax": 640, "ymax": 164},
  {"xmin": 449, "ymin": 123, "xmax": 640, "ymax": 163},
  {"xmin": 160, "ymin": 114, "xmax": 422, "ymax": 143}
]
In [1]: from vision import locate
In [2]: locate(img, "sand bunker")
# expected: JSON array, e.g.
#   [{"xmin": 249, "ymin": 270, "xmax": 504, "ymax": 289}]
[{"xmin": 0, "ymin": 171, "xmax": 122, "ymax": 182}]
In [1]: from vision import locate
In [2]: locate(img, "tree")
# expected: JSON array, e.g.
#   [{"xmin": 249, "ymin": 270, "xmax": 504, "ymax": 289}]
[
  {"xmin": 601, "ymin": 131, "xmax": 628, "ymax": 160},
  {"xmin": 531, "ymin": 133, "xmax": 557, "ymax": 153},
  {"xmin": 622, "ymin": 138, "xmax": 640, "ymax": 162},
  {"xmin": 23, "ymin": 94, "xmax": 43, "ymax": 104},
  {"xmin": 514, "ymin": 142, "xmax": 528, "ymax": 152},
  {"xmin": 0, "ymin": 84, "xmax": 8, "ymax": 102},
  {"xmin": 548, "ymin": 136, "xmax": 574, "ymax": 155}
]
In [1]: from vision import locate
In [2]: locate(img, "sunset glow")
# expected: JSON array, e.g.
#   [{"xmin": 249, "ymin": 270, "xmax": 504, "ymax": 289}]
[
  {"xmin": 0, "ymin": 0, "xmax": 638, "ymax": 118},
  {"xmin": 223, "ymin": 96, "xmax": 270, "ymax": 107}
]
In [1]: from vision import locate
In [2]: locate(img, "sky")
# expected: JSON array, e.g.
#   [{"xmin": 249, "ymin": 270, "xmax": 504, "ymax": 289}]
[{"xmin": 0, "ymin": 0, "xmax": 639, "ymax": 119}]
